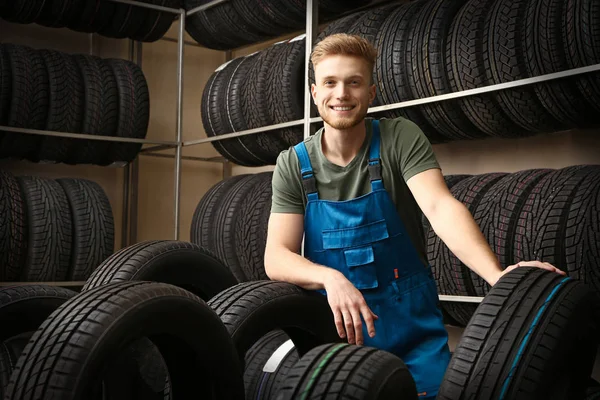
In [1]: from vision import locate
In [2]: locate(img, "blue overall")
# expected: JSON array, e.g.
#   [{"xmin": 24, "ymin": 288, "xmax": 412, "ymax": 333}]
[{"xmin": 293, "ymin": 120, "xmax": 451, "ymax": 398}]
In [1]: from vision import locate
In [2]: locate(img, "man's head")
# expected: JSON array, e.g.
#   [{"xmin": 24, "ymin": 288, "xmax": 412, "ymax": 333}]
[{"xmin": 310, "ymin": 33, "xmax": 377, "ymax": 130}]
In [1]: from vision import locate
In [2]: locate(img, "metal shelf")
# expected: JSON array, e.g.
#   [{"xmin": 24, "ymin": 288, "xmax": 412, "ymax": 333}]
[
  {"xmin": 439, "ymin": 295, "xmax": 484, "ymax": 303},
  {"xmin": 183, "ymin": 63, "xmax": 600, "ymax": 146},
  {"xmin": 107, "ymin": 0, "xmax": 182, "ymax": 14}
]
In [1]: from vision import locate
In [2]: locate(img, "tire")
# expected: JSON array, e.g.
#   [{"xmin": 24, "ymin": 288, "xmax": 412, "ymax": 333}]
[
  {"xmin": 514, "ymin": 165, "xmax": 600, "ymax": 293},
  {"xmin": 3, "ymin": 281, "xmax": 245, "ymax": 400},
  {"xmin": 130, "ymin": 0, "xmax": 179, "ymax": 42},
  {"xmin": 244, "ymin": 330, "xmax": 299, "ymax": 400},
  {"xmin": 0, "ymin": 45, "xmax": 11, "ymax": 127},
  {"xmin": 190, "ymin": 174, "xmax": 248, "ymax": 263},
  {"xmin": 57, "ymin": 178, "xmax": 114, "ymax": 281},
  {"xmin": 562, "ymin": 0, "xmax": 600, "ymax": 114},
  {"xmin": 429, "ymin": 172, "xmax": 507, "ymax": 326},
  {"xmin": 0, "ymin": 45, "xmax": 48, "ymax": 161},
  {"xmin": 437, "ymin": 267, "xmax": 600, "ymax": 400},
  {"xmin": 0, "ymin": 170, "xmax": 27, "ymax": 282},
  {"xmin": 71, "ymin": 54, "xmax": 118, "ymax": 165},
  {"xmin": 407, "ymin": 0, "xmax": 483, "ymax": 141},
  {"xmin": 470, "ymin": 169, "xmax": 553, "ymax": 296},
  {"xmin": 0, "ymin": 284, "xmax": 77, "ymax": 398},
  {"xmin": 105, "ymin": 58, "xmax": 149, "ymax": 164},
  {"xmin": 37, "ymin": 49, "xmax": 84, "ymax": 164},
  {"xmin": 236, "ymin": 172, "xmax": 273, "ymax": 281},
  {"xmin": 446, "ymin": 0, "xmax": 527, "ymax": 138},
  {"xmin": 37, "ymin": 0, "xmax": 80, "ymax": 28},
  {"xmin": 275, "ymin": 343, "xmax": 418, "ymax": 400},
  {"xmin": 67, "ymin": 0, "xmax": 115, "ymax": 33},
  {"xmin": 482, "ymin": 0, "xmax": 563, "ymax": 133},
  {"xmin": 523, "ymin": 0, "xmax": 597, "ymax": 128},
  {"xmin": 83, "ymin": 240, "xmax": 237, "ymax": 299},
  {"xmin": 0, "ymin": 0, "xmax": 44, "ymax": 24},
  {"xmin": 207, "ymin": 281, "xmax": 340, "ymax": 362},
  {"xmin": 212, "ymin": 174, "xmax": 267, "ymax": 282},
  {"xmin": 17, "ymin": 176, "xmax": 72, "ymax": 282}
]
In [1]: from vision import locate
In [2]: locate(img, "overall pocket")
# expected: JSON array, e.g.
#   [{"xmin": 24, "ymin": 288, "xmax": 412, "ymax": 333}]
[{"xmin": 344, "ymin": 245, "xmax": 378, "ymax": 289}]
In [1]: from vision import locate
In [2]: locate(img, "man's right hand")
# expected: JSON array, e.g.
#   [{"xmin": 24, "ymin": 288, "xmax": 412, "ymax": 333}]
[{"xmin": 323, "ymin": 270, "xmax": 379, "ymax": 346}]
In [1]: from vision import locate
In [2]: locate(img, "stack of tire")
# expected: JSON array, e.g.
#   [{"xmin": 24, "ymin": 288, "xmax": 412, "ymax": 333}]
[
  {"xmin": 184, "ymin": 0, "xmax": 373, "ymax": 50},
  {"xmin": 190, "ymin": 172, "xmax": 273, "ymax": 282},
  {"xmin": 0, "ymin": 169, "xmax": 114, "ymax": 283},
  {"xmin": 0, "ymin": 0, "xmax": 179, "ymax": 42},
  {"xmin": 0, "ymin": 43, "xmax": 150, "ymax": 165},
  {"xmin": 0, "ymin": 240, "xmax": 597, "ymax": 399},
  {"xmin": 201, "ymin": 35, "xmax": 311, "ymax": 166},
  {"xmin": 428, "ymin": 164, "xmax": 600, "ymax": 326},
  {"xmin": 314, "ymin": 0, "xmax": 600, "ymax": 143}
]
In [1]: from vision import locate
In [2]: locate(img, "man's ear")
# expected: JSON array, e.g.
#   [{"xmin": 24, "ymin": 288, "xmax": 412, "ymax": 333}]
[
  {"xmin": 311, "ymin": 83, "xmax": 317, "ymax": 105},
  {"xmin": 369, "ymin": 83, "xmax": 376, "ymax": 105}
]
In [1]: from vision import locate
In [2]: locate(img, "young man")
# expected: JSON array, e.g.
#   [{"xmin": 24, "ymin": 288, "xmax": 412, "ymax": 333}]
[{"xmin": 264, "ymin": 33, "xmax": 564, "ymax": 398}]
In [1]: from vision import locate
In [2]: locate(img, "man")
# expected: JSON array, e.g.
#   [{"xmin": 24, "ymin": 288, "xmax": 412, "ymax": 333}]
[{"xmin": 264, "ymin": 33, "xmax": 564, "ymax": 398}]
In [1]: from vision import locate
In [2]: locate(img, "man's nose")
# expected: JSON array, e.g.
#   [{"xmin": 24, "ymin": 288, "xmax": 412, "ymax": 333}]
[{"xmin": 335, "ymin": 84, "xmax": 349, "ymax": 99}]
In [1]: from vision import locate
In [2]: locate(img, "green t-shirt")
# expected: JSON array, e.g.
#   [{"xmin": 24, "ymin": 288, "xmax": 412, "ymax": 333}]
[{"xmin": 271, "ymin": 116, "xmax": 441, "ymax": 267}]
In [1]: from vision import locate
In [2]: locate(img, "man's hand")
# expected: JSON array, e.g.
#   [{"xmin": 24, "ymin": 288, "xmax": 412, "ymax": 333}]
[
  {"xmin": 323, "ymin": 271, "xmax": 378, "ymax": 345},
  {"xmin": 490, "ymin": 260, "xmax": 567, "ymax": 286}
]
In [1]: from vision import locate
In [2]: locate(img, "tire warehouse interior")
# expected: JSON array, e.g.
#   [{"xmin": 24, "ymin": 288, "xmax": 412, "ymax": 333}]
[{"xmin": 1, "ymin": 0, "xmax": 600, "ymax": 399}]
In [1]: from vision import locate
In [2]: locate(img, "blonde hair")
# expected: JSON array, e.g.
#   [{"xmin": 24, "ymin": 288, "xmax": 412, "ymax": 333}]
[{"xmin": 311, "ymin": 33, "xmax": 378, "ymax": 76}]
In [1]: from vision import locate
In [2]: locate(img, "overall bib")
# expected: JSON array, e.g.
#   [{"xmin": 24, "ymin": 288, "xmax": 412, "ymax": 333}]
[{"xmin": 293, "ymin": 120, "xmax": 451, "ymax": 398}]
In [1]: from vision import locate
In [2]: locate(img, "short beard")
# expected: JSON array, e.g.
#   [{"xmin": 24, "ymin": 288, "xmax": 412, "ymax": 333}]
[{"xmin": 320, "ymin": 107, "xmax": 367, "ymax": 130}]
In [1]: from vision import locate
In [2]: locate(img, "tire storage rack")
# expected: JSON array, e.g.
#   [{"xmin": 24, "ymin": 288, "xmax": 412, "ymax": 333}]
[{"xmin": 1, "ymin": 0, "xmax": 600, "ymax": 398}]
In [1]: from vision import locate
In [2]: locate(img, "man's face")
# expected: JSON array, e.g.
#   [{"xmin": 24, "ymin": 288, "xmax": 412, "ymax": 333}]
[{"xmin": 311, "ymin": 55, "xmax": 376, "ymax": 130}]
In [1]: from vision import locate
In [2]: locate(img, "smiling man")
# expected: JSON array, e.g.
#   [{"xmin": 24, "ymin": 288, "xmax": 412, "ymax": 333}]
[{"xmin": 264, "ymin": 33, "xmax": 564, "ymax": 398}]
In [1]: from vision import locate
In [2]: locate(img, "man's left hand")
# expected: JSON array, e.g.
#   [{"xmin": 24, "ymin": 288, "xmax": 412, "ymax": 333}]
[{"xmin": 497, "ymin": 260, "xmax": 566, "ymax": 284}]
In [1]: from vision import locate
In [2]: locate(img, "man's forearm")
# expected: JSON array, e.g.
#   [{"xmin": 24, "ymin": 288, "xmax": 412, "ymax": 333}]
[
  {"xmin": 429, "ymin": 196, "xmax": 503, "ymax": 286},
  {"xmin": 264, "ymin": 246, "xmax": 340, "ymax": 290}
]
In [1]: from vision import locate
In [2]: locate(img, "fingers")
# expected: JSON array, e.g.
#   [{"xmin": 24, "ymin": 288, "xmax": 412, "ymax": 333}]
[
  {"xmin": 512, "ymin": 260, "xmax": 567, "ymax": 276},
  {"xmin": 360, "ymin": 304, "xmax": 377, "ymax": 339},
  {"xmin": 332, "ymin": 308, "xmax": 346, "ymax": 339},
  {"xmin": 342, "ymin": 309, "xmax": 355, "ymax": 344},
  {"xmin": 351, "ymin": 308, "xmax": 364, "ymax": 345}
]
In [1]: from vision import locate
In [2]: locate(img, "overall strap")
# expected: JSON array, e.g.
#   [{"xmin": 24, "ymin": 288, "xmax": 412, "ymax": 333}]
[
  {"xmin": 293, "ymin": 142, "xmax": 319, "ymax": 201},
  {"xmin": 368, "ymin": 120, "xmax": 384, "ymax": 191}
]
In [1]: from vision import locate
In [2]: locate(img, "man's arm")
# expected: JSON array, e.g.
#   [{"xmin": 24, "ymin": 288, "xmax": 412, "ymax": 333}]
[
  {"xmin": 406, "ymin": 168, "xmax": 565, "ymax": 286},
  {"xmin": 264, "ymin": 212, "xmax": 336, "ymax": 290}
]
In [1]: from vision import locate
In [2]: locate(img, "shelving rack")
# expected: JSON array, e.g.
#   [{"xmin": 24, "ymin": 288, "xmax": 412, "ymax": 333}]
[{"xmin": 2, "ymin": 0, "xmax": 599, "ymax": 305}]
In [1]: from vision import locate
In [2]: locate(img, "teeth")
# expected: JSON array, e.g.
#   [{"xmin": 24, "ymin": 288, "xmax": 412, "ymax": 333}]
[{"xmin": 333, "ymin": 106, "xmax": 353, "ymax": 111}]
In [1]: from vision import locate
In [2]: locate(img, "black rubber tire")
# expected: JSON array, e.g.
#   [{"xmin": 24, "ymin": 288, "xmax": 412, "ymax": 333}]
[
  {"xmin": 212, "ymin": 174, "xmax": 267, "ymax": 282},
  {"xmin": 513, "ymin": 165, "xmax": 600, "ymax": 294},
  {"xmin": 0, "ymin": 45, "xmax": 11, "ymax": 128},
  {"xmin": 562, "ymin": 0, "xmax": 600, "ymax": 113},
  {"xmin": 0, "ymin": 0, "xmax": 45, "ymax": 24},
  {"xmin": 98, "ymin": 1, "xmax": 147, "ymax": 40},
  {"xmin": 0, "ymin": 332, "xmax": 29, "ymax": 397},
  {"xmin": 37, "ymin": 0, "xmax": 80, "ymax": 28},
  {"xmin": 446, "ymin": 0, "xmax": 527, "ymax": 138},
  {"xmin": 0, "ymin": 170, "xmax": 27, "ymax": 282},
  {"xmin": 482, "ymin": 0, "xmax": 563, "ymax": 133},
  {"xmin": 190, "ymin": 174, "xmax": 248, "ymax": 264},
  {"xmin": 230, "ymin": 0, "xmax": 300, "ymax": 38},
  {"xmin": 437, "ymin": 267, "xmax": 600, "ymax": 400},
  {"xmin": 83, "ymin": 240, "xmax": 238, "ymax": 299},
  {"xmin": 244, "ymin": 330, "xmax": 299, "ymax": 400},
  {"xmin": 471, "ymin": 169, "xmax": 553, "ymax": 296},
  {"xmin": 130, "ymin": 0, "xmax": 179, "ymax": 42},
  {"xmin": 236, "ymin": 172, "xmax": 273, "ymax": 281},
  {"xmin": 429, "ymin": 172, "xmax": 508, "ymax": 326},
  {"xmin": 243, "ymin": 42, "xmax": 296, "ymax": 164},
  {"xmin": 207, "ymin": 281, "xmax": 341, "ymax": 363},
  {"xmin": 105, "ymin": 58, "xmax": 149, "ymax": 164},
  {"xmin": 37, "ymin": 49, "xmax": 84, "ymax": 164},
  {"xmin": 407, "ymin": 0, "xmax": 484, "ymax": 141},
  {"xmin": 17, "ymin": 176, "xmax": 72, "ymax": 282},
  {"xmin": 267, "ymin": 38, "xmax": 305, "ymax": 154},
  {"xmin": 57, "ymin": 178, "xmax": 114, "ymax": 281},
  {"xmin": 524, "ymin": 0, "xmax": 597, "ymax": 128},
  {"xmin": 222, "ymin": 52, "xmax": 273, "ymax": 165},
  {"xmin": 0, "ymin": 284, "xmax": 77, "ymax": 398},
  {"xmin": 67, "ymin": 0, "xmax": 115, "ymax": 33},
  {"xmin": 70, "ymin": 54, "xmax": 118, "ymax": 165},
  {"xmin": 1, "ymin": 45, "xmax": 48, "ymax": 161},
  {"xmin": 275, "ymin": 343, "xmax": 418, "ymax": 400},
  {"xmin": 3, "ymin": 281, "xmax": 245, "ymax": 400}
]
